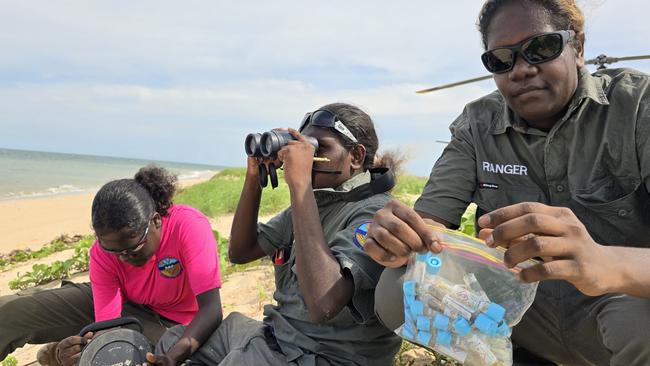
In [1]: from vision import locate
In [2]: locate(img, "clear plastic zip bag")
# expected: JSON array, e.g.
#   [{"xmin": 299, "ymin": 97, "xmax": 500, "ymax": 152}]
[{"xmin": 397, "ymin": 226, "xmax": 539, "ymax": 366}]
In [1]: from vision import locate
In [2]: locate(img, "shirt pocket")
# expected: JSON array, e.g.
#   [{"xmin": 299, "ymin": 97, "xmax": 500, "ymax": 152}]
[
  {"xmin": 271, "ymin": 252, "xmax": 295, "ymax": 290},
  {"xmin": 473, "ymin": 183, "xmax": 545, "ymax": 214},
  {"xmin": 572, "ymin": 181, "xmax": 650, "ymax": 246}
]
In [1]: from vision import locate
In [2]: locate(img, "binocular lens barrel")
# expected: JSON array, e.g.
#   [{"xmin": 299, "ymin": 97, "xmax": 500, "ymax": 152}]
[
  {"xmin": 260, "ymin": 130, "xmax": 290, "ymax": 157},
  {"xmin": 245, "ymin": 133, "xmax": 262, "ymax": 157}
]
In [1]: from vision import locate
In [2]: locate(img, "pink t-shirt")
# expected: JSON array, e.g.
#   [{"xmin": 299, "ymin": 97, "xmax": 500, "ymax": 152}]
[{"xmin": 89, "ymin": 204, "xmax": 221, "ymax": 325}]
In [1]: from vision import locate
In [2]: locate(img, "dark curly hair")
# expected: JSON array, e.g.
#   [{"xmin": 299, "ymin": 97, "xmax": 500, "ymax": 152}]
[
  {"xmin": 316, "ymin": 103, "xmax": 379, "ymax": 171},
  {"xmin": 477, "ymin": 0, "xmax": 585, "ymax": 49},
  {"xmin": 91, "ymin": 165, "xmax": 177, "ymax": 234}
]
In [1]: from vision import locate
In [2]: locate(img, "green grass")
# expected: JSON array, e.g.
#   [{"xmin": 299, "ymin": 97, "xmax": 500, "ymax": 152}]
[
  {"xmin": 392, "ymin": 175, "xmax": 428, "ymax": 207},
  {"xmin": 392, "ymin": 174, "xmax": 428, "ymax": 197},
  {"xmin": 175, "ymin": 167, "xmax": 430, "ymax": 214},
  {"xmin": 175, "ymin": 168, "xmax": 291, "ymax": 217}
]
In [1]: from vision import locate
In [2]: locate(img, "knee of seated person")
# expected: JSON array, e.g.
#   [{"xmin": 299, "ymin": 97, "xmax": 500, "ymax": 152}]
[
  {"xmin": 223, "ymin": 311, "xmax": 246, "ymax": 323},
  {"xmin": 599, "ymin": 298, "xmax": 650, "ymax": 363},
  {"xmin": 374, "ymin": 267, "xmax": 405, "ymax": 331},
  {"xmin": 0, "ymin": 295, "xmax": 28, "ymax": 328},
  {"xmin": 155, "ymin": 325, "xmax": 186, "ymax": 354},
  {"xmin": 607, "ymin": 328, "xmax": 650, "ymax": 362}
]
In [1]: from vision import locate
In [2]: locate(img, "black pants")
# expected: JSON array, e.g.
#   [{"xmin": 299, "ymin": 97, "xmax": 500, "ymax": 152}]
[{"xmin": 0, "ymin": 281, "xmax": 178, "ymax": 360}]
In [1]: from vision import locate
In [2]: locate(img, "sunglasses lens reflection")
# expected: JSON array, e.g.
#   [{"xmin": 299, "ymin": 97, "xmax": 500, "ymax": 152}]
[
  {"xmin": 483, "ymin": 48, "xmax": 514, "ymax": 73},
  {"xmin": 523, "ymin": 33, "xmax": 563, "ymax": 63},
  {"xmin": 482, "ymin": 32, "xmax": 566, "ymax": 73}
]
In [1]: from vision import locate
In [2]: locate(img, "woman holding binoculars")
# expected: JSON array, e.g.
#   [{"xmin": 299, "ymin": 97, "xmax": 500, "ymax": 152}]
[{"xmin": 155, "ymin": 102, "xmax": 401, "ymax": 366}]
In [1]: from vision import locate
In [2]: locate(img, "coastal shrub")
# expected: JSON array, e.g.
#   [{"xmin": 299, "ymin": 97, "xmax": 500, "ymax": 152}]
[
  {"xmin": 175, "ymin": 168, "xmax": 291, "ymax": 216},
  {"xmin": 0, "ymin": 355, "xmax": 17, "ymax": 366},
  {"xmin": 0, "ymin": 234, "xmax": 84, "ymax": 272},
  {"xmin": 8, "ymin": 237, "xmax": 93, "ymax": 291}
]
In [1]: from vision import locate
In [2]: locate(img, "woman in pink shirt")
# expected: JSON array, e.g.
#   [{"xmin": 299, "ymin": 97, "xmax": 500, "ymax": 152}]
[{"xmin": 0, "ymin": 166, "xmax": 222, "ymax": 366}]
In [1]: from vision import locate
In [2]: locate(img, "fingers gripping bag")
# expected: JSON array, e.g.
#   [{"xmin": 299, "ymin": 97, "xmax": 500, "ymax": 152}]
[{"xmin": 397, "ymin": 226, "xmax": 539, "ymax": 366}]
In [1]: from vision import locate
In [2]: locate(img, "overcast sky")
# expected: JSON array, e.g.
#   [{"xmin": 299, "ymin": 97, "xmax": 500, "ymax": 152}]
[{"xmin": 1, "ymin": 0, "xmax": 648, "ymax": 175}]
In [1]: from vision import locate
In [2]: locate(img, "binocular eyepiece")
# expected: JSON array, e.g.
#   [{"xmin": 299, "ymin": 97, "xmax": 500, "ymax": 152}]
[{"xmin": 245, "ymin": 130, "xmax": 318, "ymax": 157}]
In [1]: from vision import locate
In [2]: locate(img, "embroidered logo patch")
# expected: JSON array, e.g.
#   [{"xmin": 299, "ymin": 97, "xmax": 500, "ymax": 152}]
[
  {"xmin": 353, "ymin": 221, "xmax": 372, "ymax": 250},
  {"xmin": 157, "ymin": 257, "xmax": 183, "ymax": 278},
  {"xmin": 479, "ymin": 182, "xmax": 499, "ymax": 190}
]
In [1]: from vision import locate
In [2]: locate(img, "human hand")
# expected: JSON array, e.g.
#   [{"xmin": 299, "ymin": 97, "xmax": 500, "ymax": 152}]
[
  {"xmin": 276, "ymin": 128, "xmax": 315, "ymax": 190},
  {"xmin": 138, "ymin": 352, "xmax": 175, "ymax": 366},
  {"xmin": 364, "ymin": 200, "xmax": 443, "ymax": 268},
  {"xmin": 55, "ymin": 332, "xmax": 93, "ymax": 366},
  {"xmin": 246, "ymin": 155, "xmax": 282, "ymax": 186},
  {"xmin": 245, "ymin": 156, "xmax": 261, "ymax": 179},
  {"xmin": 478, "ymin": 202, "xmax": 614, "ymax": 296}
]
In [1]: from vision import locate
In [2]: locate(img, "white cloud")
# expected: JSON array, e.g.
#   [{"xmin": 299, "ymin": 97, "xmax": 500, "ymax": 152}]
[{"xmin": 0, "ymin": 0, "xmax": 649, "ymax": 175}]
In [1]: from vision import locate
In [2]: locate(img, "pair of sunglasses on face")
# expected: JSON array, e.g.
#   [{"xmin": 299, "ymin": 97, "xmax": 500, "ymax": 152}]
[
  {"xmin": 481, "ymin": 30, "xmax": 575, "ymax": 74},
  {"xmin": 298, "ymin": 110, "xmax": 358, "ymax": 143},
  {"xmin": 99, "ymin": 219, "xmax": 151, "ymax": 256}
]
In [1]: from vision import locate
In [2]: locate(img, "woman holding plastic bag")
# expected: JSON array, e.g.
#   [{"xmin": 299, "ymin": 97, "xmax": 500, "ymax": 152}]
[{"xmin": 367, "ymin": 0, "xmax": 650, "ymax": 365}]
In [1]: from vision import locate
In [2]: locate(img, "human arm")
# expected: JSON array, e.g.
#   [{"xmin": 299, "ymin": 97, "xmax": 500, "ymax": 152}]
[
  {"xmin": 276, "ymin": 129, "xmax": 354, "ymax": 323},
  {"xmin": 146, "ymin": 289, "xmax": 222, "ymax": 365},
  {"xmin": 478, "ymin": 202, "xmax": 650, "ymax": 298},
  {"xmin": 228, "ymin": 156, "xmax": 267, "ymax": 264}
]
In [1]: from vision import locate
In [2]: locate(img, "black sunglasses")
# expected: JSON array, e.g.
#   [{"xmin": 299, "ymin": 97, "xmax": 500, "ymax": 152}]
[
  {"xmin": 481, "ymin": 30, "xmax": 575, "ymax": 74},
  {"xmin": 298, "ymin": 110, "xmax": 358, "ymax": 143},
  {"xmin": 99, "ymin": 219, "xmax": 151, "ymax": 256}
]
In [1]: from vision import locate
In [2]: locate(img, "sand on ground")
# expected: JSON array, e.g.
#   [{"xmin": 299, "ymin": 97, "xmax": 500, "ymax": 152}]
[
  {"xmin": 0, "ymin": 194, "xmax": 95, "ymax": 253},
  {"xmin": 0, "ymin": 178, "xmax": 209, "ymax": 254}
]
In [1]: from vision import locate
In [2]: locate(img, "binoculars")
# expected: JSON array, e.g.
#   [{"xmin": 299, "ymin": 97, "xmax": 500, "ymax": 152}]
[
  {"xmin": 245, "ymin": 130, "xmax": 319, "ymax": 189},
  {"xmin": 245, "ymin": 130, "xmax": 318, "ymax": 158}
]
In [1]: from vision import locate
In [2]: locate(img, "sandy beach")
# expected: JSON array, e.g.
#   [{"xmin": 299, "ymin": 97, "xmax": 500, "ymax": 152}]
[
  {"xmin": 0, "ymin": 194, "xmax": 95, "ymax": 253},
  {"xmin": 0, "ymin": 177, "xmax": 211, "ymax": 255}
]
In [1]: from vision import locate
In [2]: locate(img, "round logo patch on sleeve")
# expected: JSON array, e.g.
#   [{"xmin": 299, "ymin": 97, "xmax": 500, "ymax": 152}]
[
  {"xmin": 353, "ymin": 221, "xmax": 372, "ymax": 251},
  {"xmin": 157, "ymin": 257, "xmax": 183, "ymax": 278}
]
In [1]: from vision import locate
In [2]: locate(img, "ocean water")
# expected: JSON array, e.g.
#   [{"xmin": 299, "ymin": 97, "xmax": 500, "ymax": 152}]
[{"xmin": 0, "ymin": 148, "xmax": 225, "ymax": 201}]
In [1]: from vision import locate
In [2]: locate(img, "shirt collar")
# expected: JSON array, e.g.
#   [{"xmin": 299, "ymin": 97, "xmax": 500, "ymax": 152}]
[
  {"xmin": 489, "ymin": 67, "xmax": 610, "ymax": 135},
  {"xmin": 313, "ymin": 171, "xmax": 371, "ymax": 204}
]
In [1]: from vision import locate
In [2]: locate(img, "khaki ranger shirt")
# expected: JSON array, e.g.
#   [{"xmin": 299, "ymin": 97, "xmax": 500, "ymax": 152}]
[
  {"xmin": 256, "ymin": 171, "xmax": 401, "ymax": 366},
  {"xmin": 415, "ymin": 67, "xmax": 650, "ymax": 246}
]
